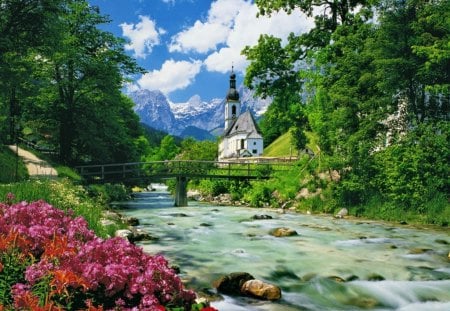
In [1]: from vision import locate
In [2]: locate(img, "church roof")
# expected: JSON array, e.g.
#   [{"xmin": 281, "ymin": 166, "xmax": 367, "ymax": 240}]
[{"xmin": 223, "ymin": 110, "xmax": 262, "ymax": 138}]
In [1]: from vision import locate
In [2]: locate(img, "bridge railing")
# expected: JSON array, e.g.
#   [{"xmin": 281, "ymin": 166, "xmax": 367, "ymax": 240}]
[{"xmin": 75, "ymin": 160, "xmax": 293, "ymax": 182}]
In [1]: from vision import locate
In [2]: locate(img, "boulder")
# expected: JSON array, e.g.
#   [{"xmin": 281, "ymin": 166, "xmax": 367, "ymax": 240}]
[
  {"xmin": 213, "ymin": 272, "xmax": 254, "ymax": 295},
  {"xmin": 126, "ymin": 217, "xmax": 140, "ymax": 226},
  {"xmin": 252, "ymin": 214, "xmax": 273, "ymax": 220},
  {"xmin": 240, "ymin": 279, "xmax": 282, "ymax": 301},
  {"xmin": 269, "ymin": 227, "xmax": 298, "ymax": 237},
  {"xmin": 115, "ymin": 229, "xmax": 133, "ymax": 240},
  {"xmin": 129, "ymin": 228, "xmax": 159, "ymax": 242},
  {"xmin": 367, "ymin": 273, "xmax": 385, "ymax": 281},
  {"xmin": 334, "ymin": 208, "xmax": 348, "ymax": 219}
]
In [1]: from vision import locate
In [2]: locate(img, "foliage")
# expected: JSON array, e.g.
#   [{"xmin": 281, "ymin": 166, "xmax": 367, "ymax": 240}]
[
  {"xmin": 0, "ymin": 0, "xmax": 148, "ymax": 165},
  {"xmin": 243, "ymin": 0, "xmax": 450, "ymax": 221},
  {"xmin": 54, "ymin": 165, "xmax": 82, "ymax": 182},
  {"xmin": 86, "ymin": 183, "xmax": 130, "ymax": 204},
  {"xmin": 145, "ymin": 135, "xmax": 181, "ymax": 162},
  {"xmin": 243, "ymin": 181, "xmax": 274, "ymax": 207},
  {"xmin": 0, "ymin": 199, "xmax": 197, "ymax": 310},
  {"xmin": 371, "ymin": 121, "xmax": 449, "ymax": 212},
  {"xmin": 178, "ymin": 138, "xmax": 218, "ymax": 161}
]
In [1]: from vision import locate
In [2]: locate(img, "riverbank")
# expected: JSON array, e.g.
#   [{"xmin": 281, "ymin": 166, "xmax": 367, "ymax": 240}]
[{"xmin": 186, "ymin": 187, "xmax": 450, "ymax": 230}]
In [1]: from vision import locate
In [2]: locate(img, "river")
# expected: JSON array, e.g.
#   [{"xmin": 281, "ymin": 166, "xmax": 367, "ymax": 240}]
[{"xmin": 117, "ymin": 184, "xmax": 450, "ymax": 311}]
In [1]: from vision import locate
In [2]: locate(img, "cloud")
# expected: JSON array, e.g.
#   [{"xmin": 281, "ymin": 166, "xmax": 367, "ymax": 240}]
[
  {"xmin": 168, "ymin": 0, "xmax": 249, "ymax": 54},
  {"xmin": 170, "ymin": 0, "xmax": 314, "ymax": 74},
  {"xmin": 120, "ymin": 15, "xmax": 165, "ymax": 59},
  {"xmin": 137, "ymin": 59, "xmax": 202, "ymax": 94},
  {"xmin": 169, "ymin": 21, "xmax": 230, "ymax": 53}
]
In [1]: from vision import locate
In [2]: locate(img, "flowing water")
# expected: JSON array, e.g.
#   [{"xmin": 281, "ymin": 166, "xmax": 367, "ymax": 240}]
[{"xmin": 117, "ymin": 185, "xmax": 450, "ymax": 311}]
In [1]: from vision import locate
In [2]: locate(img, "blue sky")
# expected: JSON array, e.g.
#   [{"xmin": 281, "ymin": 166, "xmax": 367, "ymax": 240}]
[{"xmin": 88, "ymin": 0, "xmax": 313, "ymax": 103}]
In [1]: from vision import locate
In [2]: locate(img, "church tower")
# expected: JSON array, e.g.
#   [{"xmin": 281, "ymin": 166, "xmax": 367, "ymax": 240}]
[{"xmin": 224, "ymin": 67, "xmax": 241, "ymax": 130}]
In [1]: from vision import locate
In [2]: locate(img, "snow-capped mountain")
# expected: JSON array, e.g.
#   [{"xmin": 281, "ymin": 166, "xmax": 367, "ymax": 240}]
[
  {"xmin": 129, "ymin": 86, "xmax": 271, "ymax": 139},
  {"xmin": 130, "ymin": 89, "xmax": 180, "ymax": 134}
]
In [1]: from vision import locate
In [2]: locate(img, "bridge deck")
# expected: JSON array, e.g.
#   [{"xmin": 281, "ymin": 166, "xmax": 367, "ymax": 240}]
[{"xmin": 76, "ymin": 160, "xmax": 293, "ymax": 183}]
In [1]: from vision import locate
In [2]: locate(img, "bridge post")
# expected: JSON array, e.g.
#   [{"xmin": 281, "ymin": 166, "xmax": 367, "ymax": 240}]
[{"xmin": 174, "ymin": 176, "xmax": 188, "ymax": 207}]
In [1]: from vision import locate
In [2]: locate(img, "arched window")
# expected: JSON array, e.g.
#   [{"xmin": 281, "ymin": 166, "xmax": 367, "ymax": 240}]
[{"xmin": 231, "ymin": 105, "xmax": 236, "ymax": 117}]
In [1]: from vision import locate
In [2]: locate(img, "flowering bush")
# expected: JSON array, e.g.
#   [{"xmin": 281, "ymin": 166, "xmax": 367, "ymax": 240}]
[{"xmin": 0, "ymin": 196, "xmax": 206, "ymax": 310}]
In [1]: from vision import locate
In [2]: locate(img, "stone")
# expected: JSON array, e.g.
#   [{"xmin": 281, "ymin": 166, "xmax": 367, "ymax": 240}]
[
  {"xmin": 269, "ymin": 227, "xmax": 298, "ymax": 237},
  {"xmin": 435, "ymin": 239, "xmax": 448, "ymax": 245},
  {"xmin": 115, "ymin": 229, "xmax": 133, "ymax": 240},
  {"xmin": 334, "ymin": 208, "xmax": 348, "ymax": 219},
  {"xmin": 213, "ymin": 272, "xmax": 254, "ymax": 295},
  {"xmin": 327, "ymin": 276, "xmax": 346, "ymax": 283},
  {"xmin": 252, "ymin": 214, "xmax": 273, "ymax": 220},
  {"xmin": 408, "ymin": 248, "xmax": 432, "ymax": 254},
  {"xmin": 240, "ymin": 279, "xmax": 282, "ymax": 301},
  {"xmin": 169, "ymin": 213, "xmax": 189, "ymax": 217},
  {"xmin": 200, "ymin": 223, "xmax": 213, "ymax": 227},
  {"xmin": 126, "ymin": 217, "xmax": 140, "ymax": 226},
  {"xmin": 129, "ymin": 228, "xmax": 159, "ymax": 242},
  {"xmin": 367, "ymin": 273, "xmax": 385, "ymax": 281}
]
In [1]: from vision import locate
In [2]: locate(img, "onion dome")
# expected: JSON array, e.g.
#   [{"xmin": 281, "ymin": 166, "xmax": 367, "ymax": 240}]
[{"xmin": 226, "ymin": 67, "xmax": 239, "ymax": 101}]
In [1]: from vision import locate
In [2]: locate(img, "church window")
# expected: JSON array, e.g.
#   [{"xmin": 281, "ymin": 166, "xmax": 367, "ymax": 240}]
[
  {"xmin": 231, "ymin": 105, "xmax": 236, "ymax": 117},
  {"xmin": 252, "ymin": 149, "xmax": 257, "ymax": 154},
  {"xmin": 240, "ymin": 139, "xmax": 245, "ymax": 149}
]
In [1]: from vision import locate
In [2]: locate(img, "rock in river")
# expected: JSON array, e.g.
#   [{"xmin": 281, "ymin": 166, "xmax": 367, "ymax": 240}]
[
  {"xmin": 269, "ymin": 227, "xmax": 298, "ymax": 237},
  {"xmin": 213, "ymin": 272, "xmax": 254, "ymax": 295},
  {"xmin": 241, "ymin": 279, "xmax": 282, "ymax": 301}
]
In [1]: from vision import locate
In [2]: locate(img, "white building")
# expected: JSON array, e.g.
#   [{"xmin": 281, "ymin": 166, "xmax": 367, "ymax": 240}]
[{"xmin": 218, "ymin": 68, "xmax": 264, "ymax": 159}]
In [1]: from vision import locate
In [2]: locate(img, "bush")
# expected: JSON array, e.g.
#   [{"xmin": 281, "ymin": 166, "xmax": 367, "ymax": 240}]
[
  {"xmin": 244, "ymin": 181, "xmax": 274, "ymax": 207},
  {"xmin": 86, "ymin": 183, "xmax": 130, "ymax": 204}
]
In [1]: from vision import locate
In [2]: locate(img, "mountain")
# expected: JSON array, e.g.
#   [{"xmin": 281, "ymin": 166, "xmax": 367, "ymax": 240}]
[
  {"xmin": 130, "ymin": 89, "xmax": 180, "ymax": 134},
  {"xmin": 129, "ymin": 86, "xmax": 271, "ymax": 140}
]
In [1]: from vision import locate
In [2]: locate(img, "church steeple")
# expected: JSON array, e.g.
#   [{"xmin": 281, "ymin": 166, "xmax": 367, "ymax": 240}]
[
  {"xmin": 226, "ymin": 66, "xmax": 239, "ymax": 101},
  {"xmin": 224, "ymin": 66, "xmax": 241, "ymax": 130}
]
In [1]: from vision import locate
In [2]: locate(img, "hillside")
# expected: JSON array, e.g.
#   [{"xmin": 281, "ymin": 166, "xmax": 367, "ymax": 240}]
[
  {"xmin": 263, "ymin": 130, "xmax": 319, "ymax": 157},
  {"xmin": 0, "ymin": 146, "xmax": 28, "ymax": 182}
]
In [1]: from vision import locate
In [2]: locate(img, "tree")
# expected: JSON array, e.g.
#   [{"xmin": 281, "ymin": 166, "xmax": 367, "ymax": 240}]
[
  {"xmin": 246, "ymin": 0, "xmax": 449, "ymax": 211},
  {"xmin": 26, "ymin": 0, "xmax": 144, "ymax": 163},
  {"xmin": 0, "ymin": 0, "xmax": 63, "ymax": 143}
]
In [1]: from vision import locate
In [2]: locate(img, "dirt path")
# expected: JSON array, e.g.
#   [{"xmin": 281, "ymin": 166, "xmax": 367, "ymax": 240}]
[{"xmin": 8, "ymin": 145, "xmax": 58, "ymax": 178}]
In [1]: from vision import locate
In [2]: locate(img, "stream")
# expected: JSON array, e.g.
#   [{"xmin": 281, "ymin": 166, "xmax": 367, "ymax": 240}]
[{"xmin": 117, "ymin": 185, "xmax": 450, "ymax": 311}]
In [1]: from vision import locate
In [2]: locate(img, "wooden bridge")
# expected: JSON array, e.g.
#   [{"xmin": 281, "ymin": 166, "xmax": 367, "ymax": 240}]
[{"xmin": 75, "ymin": 160, "xmax": 293, "ymax": 206}]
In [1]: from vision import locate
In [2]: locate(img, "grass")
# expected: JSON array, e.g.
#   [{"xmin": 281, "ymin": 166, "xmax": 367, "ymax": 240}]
[
  {"xmin": 263, "ymin": 131, "xmax": 296, "ymax": 157},
  {"xmin": 0, "ymin": 145, "xmax": 28, "ymax": 182},
  {"xmin": 263, "ymin": 130, "xmax": 320, "ymax": 157}
]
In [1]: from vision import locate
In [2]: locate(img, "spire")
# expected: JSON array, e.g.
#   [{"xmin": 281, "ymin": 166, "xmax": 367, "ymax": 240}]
[{"xmin": 226, "ymin": 66, "xmax": 239, "ymax": 101}]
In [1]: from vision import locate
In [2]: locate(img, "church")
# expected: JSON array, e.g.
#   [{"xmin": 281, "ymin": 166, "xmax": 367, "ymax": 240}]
[{"xmin": 218, "ymin": 68, "xmax": 264, "ymax": 160}]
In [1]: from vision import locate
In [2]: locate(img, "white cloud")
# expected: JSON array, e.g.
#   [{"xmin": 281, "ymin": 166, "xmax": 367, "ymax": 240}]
[
  {"xmin": 137, "ymin": 59, "xmax": 202, "ymax": 94},
  {"xmin": 170, "ymin": 0, "xmax": 314, "ymax": 74},
  {"xmin": 120, "ymin": 15, "xmax": 165, "ymax": 59},
  {"xmin": 169, "ymin": 0, "xmax": 248, "ymax": 54},
  {"xmin": 206, "ymin": 2, "xmax": 314, "ymax": 74},
  {"xmin": 169, "ymin": 21, "xmax": 230, "ymax": 53}
]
